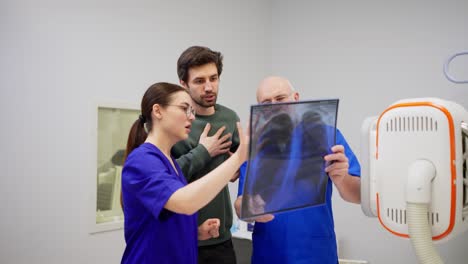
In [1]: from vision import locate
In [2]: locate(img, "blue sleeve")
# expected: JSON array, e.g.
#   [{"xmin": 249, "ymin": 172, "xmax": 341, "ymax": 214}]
[
  {"xmin": 237, "ymin": 162, "xmax": 248, "ymax": 196},
  {"xmin": 336, "ymin": 129, "xmax": 361, "ymax": 177},
  {"xmin": 123, "ymin": 154, "xmax": 185, "ymax": 218}
]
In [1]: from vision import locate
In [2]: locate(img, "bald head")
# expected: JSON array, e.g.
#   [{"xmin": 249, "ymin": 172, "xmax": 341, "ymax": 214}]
[{"xmin": 256, "ymin": 76, "xmax": 299, "ymax": 104}]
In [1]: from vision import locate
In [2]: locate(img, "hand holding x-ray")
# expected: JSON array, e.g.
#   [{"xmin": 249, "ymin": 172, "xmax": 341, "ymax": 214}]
[{"xmin": 243, "ymin": 194, "xmax": 274, "ymax": 223}]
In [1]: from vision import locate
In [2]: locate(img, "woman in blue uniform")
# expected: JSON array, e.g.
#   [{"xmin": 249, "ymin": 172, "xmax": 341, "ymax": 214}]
[{"xmin": 121, "ymin": 82, "xmax": 246, "ymax": 264}]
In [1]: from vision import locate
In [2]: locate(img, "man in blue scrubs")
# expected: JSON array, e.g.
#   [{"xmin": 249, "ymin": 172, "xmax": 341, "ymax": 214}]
[{"xmin": 234, "ymin": 76, "xmax": 361, "ymax": 263}]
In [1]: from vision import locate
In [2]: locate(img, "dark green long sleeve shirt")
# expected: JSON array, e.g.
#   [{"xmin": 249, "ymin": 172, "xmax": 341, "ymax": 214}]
[{"xmin": 171, "ymin": 104, "xmax": 240, "ymax": 246}]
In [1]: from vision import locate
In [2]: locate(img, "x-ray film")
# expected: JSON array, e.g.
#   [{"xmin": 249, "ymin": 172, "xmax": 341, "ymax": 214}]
[{"xmin": 240, "ymin": 99, "xmax": 339, "ymax": 220}]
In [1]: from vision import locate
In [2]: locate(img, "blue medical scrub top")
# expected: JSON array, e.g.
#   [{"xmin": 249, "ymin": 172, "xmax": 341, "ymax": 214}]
[
  {"xmin": 121, "ymin": 143, "xmax": 198, "ymax": 264},
  {"xmin": 238, "ymin": 129, "xmax": 361, "ymax": 264}
]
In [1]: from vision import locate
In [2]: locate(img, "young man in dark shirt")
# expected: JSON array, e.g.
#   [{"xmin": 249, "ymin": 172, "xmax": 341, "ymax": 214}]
[{"xmin": 171, "ymin": 46, "xmax": 240, "ymax": 264}]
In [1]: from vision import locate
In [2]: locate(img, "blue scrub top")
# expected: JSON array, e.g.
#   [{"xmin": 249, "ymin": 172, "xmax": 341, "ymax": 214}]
[
  {"xmin": 238, "ymin": 129, "xmax": 361, "ymax": 264},
  {"xmin": 121, "ymin": 143, "xmax": 198, "ymax": 264}
]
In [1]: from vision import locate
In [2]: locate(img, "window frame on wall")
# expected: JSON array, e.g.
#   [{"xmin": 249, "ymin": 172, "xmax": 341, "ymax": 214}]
[{"xmin": 90, "ymin": 102, "xmax": 139, "ymax": 234}]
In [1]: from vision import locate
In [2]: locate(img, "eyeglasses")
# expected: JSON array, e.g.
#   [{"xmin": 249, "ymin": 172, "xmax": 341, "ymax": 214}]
[
  {"xmin": 260, "ymin": 92, "xmax": 293, "ymax": 104},
  {"xmin": 166, "ymin": 104, "xmax": 196, "ymax": 118}
]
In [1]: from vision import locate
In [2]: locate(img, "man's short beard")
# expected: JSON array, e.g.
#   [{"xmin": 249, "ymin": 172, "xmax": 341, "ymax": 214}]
[{"xmin": 193, "ymin": 96, "xmax": 217, "ymax": 108}]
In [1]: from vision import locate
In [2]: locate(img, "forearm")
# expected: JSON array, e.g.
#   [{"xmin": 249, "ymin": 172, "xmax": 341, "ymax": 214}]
[
  {"xmin": 334, "ymin": 174, "xmax": 361, "ymax": 204},
  {"xmin": 165, "ymin": 153, "xmax": 243, "ymax": 215},
  {"xmin": 175, "ymin": 145, "xmax": 211, "ymax": 181}
]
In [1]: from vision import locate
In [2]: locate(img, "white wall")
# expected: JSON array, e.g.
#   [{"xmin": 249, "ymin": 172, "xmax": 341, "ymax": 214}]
[
  {"xmin": 0, "ymin": 1, "xmax": 270, "ymax": 263},
  {"xmin": 270, "ymin": 0, "xmax": 468, "ymax": 263}
]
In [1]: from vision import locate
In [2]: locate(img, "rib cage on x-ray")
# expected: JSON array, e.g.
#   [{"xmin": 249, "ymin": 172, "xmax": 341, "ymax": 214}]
[{"xmin": 240, "ymin": 99, "xmax": 339, "ymax": 220}]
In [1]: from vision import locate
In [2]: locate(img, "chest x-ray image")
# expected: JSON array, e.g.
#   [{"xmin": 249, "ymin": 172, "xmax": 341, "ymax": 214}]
[{"xmin": 240, "ymin": 99, "xmax": 339, "ymax": 220}]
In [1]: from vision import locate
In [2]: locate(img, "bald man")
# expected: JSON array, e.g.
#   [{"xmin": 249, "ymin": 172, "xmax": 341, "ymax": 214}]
[{"xmin": 234, "ymin": 76, "xmax": 361, "ymax": 264}]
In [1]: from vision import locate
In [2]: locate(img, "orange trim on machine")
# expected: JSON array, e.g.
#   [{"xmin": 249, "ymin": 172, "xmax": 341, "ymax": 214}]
[
  {"xmin": 375, "ymin": 101, "xmax": 456, "ymax": 240},
  {"xmin": 376, "ymin": 193, "xmax": 409, "ymax": 238}
]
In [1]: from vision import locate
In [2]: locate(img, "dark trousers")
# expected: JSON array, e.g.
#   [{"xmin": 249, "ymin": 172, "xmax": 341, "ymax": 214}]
[{"xmin": 198, "ymin": 238, "xmax": 237, "ymax": 264}]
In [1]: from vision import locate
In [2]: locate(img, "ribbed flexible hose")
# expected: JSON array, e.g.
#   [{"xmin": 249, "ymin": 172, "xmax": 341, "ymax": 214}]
[{"xmin": 407, "ymin": 202, "xmax": 444, "ymax": 264}]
